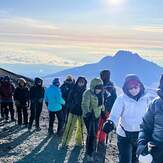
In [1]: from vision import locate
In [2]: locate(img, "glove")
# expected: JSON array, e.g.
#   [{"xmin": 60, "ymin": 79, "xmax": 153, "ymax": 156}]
[
  {"xmin": 15, "ymin": 100, "xmax": 20, "ymax": 106},
  {"xmin": 102, "ymin": 120, "xmax": 115, "ymax": 134},
  {"xmin": 85, "ymin": 112, "xmax": 92, "ymax": 119}
]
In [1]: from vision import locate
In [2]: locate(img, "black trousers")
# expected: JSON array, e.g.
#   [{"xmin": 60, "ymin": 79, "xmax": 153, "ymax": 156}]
[
  {"xmin": 1, "ymin": 102, "xmax": 14, "ymax": 120},
  {"xmin": 117, "ymin": 135, "xmax": 139, "ymax": 163},
  {"xmin": 29, "ymin": 102, "xmax": 42, "ymax": 128},
  {"xmin": 16, "ymin": 106, "xmax": 28, "ymax": 125},
  {"xmin": 84, "ymin": 117, "xmax": 99, "ymax": 157},
  {"xmin": 48, "ymin": 110, "xmax": 63, "ymax": 134}
]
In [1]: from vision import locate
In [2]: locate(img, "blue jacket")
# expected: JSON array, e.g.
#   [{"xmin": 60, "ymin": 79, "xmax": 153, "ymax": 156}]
[{"xmin": 45, "ymin": 85, "xmax": 65, "ymax": 112}]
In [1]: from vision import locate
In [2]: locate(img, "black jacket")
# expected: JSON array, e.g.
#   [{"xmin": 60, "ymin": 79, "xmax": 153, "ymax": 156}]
[
  {"xmin": 67, "ymin": 77, "xmax": 87, "ymax": 116},
  {"xmin": 103, "ymin": 81, "xmax": 117, "ymax": 112},
  {"xmin": 14, "ymin": 86, "xmax": 29, "ymax": 107},
  {"xmin": 30, "ymin": 85, "xmax": 45, "ymax": 103},
  {"xmin": 60, "ymin": 81, "xmax": 74, "ymax": 103},
  {"xmin": 137, "ymin": 89, "xmax": 163, "ymax": 156}
]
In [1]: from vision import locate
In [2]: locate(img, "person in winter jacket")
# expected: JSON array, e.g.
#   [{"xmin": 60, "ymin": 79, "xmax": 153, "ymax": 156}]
[
  {"xmin": 60, "ymin": 75, "xmax": 75, "ymax": 126},
  {"xmin": 104, "ymin": 74, "xmax": 152, "ymax": 163},
  {"xmin": 45, "ymin": 78, "xmax": 65, "ymax": 136},
  {"xmin": 82, "ymin": 78, "xmax": 105, "ymax": 162},
  {"xmin": 137, "ymin": 74, "xmax": 163, "ymax": 163},
  {"xmin": 0, "ymin": 76, "xmax": 15, "ymax": 121},
  {"xmin": 61, "ymin": 77, "xmax": 87, "ymax": 146},
  {"xmin": 0, "ymin": 76, "xmax": 4, "ymax": 119},
  {"xmin": 97, "ymin": 70, "xmax": 117, "ymax": 144},
  {"xmin": 14, "ymin": 78, "xmax": 29, "ymax": 126},
  {"xmin": 28, "ymin": 77, "xmax": 44, "ymax": 131}
]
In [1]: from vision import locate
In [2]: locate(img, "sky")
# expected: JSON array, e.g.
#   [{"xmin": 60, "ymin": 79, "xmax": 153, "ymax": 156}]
[{"xmin": 0, "ymin": 0, "xmax": 163, "ymax": 67}]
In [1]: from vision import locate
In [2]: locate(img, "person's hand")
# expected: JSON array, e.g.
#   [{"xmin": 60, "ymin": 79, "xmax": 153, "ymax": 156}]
[
  {"xmin": 38, "ymin": 98, "xmax": 43, "ymax": 103},
  {"xmin": 148, "ymin": 141, "xmax": 156, "ymax": 153},
  {"xmin": 85, "ymin": 112, "xmax": 92, "ymax": 119},
  {"xmin": 45, "ymin": 102, "xmax": 48, "ymax": 107},
  {"xmin": 102, "ymin": 120, "xmax": 115, "ymax": 134}
]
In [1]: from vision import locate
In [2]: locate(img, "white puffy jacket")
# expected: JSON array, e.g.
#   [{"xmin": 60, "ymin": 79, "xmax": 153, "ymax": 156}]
[{"xmin": 109, "ymin": 93, "xmax": 152, "ymax": 137}]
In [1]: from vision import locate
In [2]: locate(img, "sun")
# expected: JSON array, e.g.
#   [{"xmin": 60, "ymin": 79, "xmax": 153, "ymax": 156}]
[{"xmin": 107, "ymin": 0, "xmax": 125, "ymax": 6}]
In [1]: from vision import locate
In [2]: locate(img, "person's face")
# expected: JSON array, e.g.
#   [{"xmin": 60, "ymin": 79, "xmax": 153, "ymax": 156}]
[
  {"xmin": 78, "ymin": 80, "xmax": 85, "ymax": 87},
  {"xmin": 128, "ymin": 85, "xmax": 140, "ymax": 96},
  {"xmin": 20, "ymin": 81, "xmax": 25, "ymax": 87},
  {"xmin": 95, "ymin": 88, "xmax": 102, "ymax": 94}
]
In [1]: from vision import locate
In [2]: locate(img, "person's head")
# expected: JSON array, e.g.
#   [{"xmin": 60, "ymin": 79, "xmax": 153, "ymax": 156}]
[
  {"xmin": 52, "ymin": 78, "xmax": 60, "ymax": 87},
  {"xmin": 90, "ymin": 78, "xmax": 103, "ymax": 95},
  {"xmin": 123, "ymin": 74, "xmax": 144, "ymax": 97},
  {"xmin": 159, "ymin": 74, "xmax": 163, "ymax": 90},
  {"xmin": 0, "ymin": 76, "xmax": 3, "ymax": 83},
  {"xmin": 3, "ymin": 76, "xmax": 10, "ymax": 83},
  {"xmin": 76, "ymin": 76, "xmax": 87, "ymax": 88},
  {"xmin": 65, "ymin": 75, "xmax": 74, "ymax": 84},
  {"xmin": 95, "ymin": 84, "xmax": 103, "ymax": 95},
  {"xmin": 34, "ymin": 77, "xmax": 43, "ymax": 87},
  {"xmin": 18, "ymin": 78, "xmax": 26, "ymax": 87},
  {"xmin": 100, "ymin": 70, "xmax": 110, "ymax": 84}
]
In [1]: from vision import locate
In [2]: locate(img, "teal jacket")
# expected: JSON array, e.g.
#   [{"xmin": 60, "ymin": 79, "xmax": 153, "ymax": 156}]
[{"xmin": 45, "ymin": 85, "xmax": 65, "ymax": 112}]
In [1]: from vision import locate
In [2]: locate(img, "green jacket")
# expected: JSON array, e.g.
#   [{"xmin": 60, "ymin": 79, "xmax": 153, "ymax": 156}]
[{"xmin": 82, "ymin": 78, "xmax": 105, "ymax": 119}]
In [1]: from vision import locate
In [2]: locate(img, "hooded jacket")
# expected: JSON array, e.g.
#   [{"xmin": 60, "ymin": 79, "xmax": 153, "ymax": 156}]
[
  {"xmin": 67, "ymin": 77, "xmax": 87, "ymax": 116},
  {"xmin": 45, "ymin": 85, "xmax": 65, "ymax": 112},
  {"xmin": 109, "ymin": 74, "xmax": 152, "ymax": 137},
  {"xmin": 14, "ymin": 82, "xmax": 29, "ymax": 107},
  {"xmin": 30, "ymin": 79, "xmax": 44, "ymax": 103},
  {"xmin": 137, "ymin": 89, "xmax": 163, "ymax": 154},
  {"xmin": 82, "ymin": 78, "xmax": 105, "ymax": 119},
  {"xmin": 0, "ymin": 81, "xmax": 15, "ymax": 103}
]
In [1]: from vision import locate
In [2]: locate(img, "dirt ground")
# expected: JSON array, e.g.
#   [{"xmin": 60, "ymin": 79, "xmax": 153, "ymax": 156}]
[{"xmin": 0, "ymin": 107, "xmax": 118, "ymax": 163}]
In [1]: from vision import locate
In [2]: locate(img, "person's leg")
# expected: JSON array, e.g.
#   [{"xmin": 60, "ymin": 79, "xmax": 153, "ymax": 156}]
[
  {"xmin": 56, "ymin": 110, "xmax": 64, "ymax": 136},
  {"xmin": 28, "ymin": 103, "xmax": 36, "ymax": 129},
  {"xmin": 117, "ymin": 135, "xmax": 132, "ymax": 163},
  {"xmin": 1, "ymin": 103, "xmax": 5, "ymax": 119},
  {"xmin": 17, "ymin": 106, "xmax": 22, "ymax": 125},
  {"xmin": 48, "ymin": 111, "xmax": 55, "ymax": 134},
  {"xmin": 35, "ymin": 102, "xmax": 42, "ymax": 129},
  {"xmin": 62, "ymin": 113, "xmax": 76, "ymax": 146},
  {"xmin": 9, "ymin": 103, "xmax": 15, "ymax": 120},
  {"xmin": 4, "ymin": 103, "xmax": 9, "ymax": 120},
  {"xmin": 22, "ymin": 107, "xmax": 28, "ymax": 125},
  {"xmin": 84, "ymin": 117, "xmax": 96, "ymax": 157},
  {"xmin": 75, "ymin": 116, "xmax": 83, "ymax": 145}
]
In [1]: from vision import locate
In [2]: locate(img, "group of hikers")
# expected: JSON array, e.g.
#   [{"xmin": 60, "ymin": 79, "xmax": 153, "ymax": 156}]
[{"xmin": 0, "ymin": 70, "xmax": 163, "ymax": 163}]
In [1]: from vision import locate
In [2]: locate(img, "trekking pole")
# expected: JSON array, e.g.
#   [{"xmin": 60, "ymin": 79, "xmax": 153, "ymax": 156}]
[{"xmin": 80, "ymin": 116, "xmax": 84, "ymax": 146}]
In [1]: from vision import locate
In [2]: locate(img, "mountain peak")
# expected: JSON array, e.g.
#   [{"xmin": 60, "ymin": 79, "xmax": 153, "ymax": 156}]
[{"xmin": 114, "ymin": 50, "xmax": 141, "ymax": 59}]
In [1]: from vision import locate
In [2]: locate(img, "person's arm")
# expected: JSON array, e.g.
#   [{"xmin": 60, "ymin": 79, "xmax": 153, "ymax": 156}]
[
  {"xmin": 109, "ymin": 96, "xmax": 124, "ymax": 127},
  {"xmin": 59, "ymin": 89, "xmax": 65, "ymax": 105},
  {"xmin": 81, "ymin": 90, "xmax": 91, "ymax": 118},
  {"xmin": 137, "ymin": 102, "xmax": 155, "ymax": 156}
]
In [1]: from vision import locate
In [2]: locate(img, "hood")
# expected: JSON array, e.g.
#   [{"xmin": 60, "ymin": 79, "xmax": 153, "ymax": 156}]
[
  {"xmin": 90, "ymin": 78, "xmax": 103, "ymax": 92},
  {"xmin": 122, "ymin": 74, "xmax": 145, "ymax": 99}
]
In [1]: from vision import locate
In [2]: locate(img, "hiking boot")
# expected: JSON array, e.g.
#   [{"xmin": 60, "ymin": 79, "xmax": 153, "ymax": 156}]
[
  {"xmin": 86, "ymin": 155, "xmax": 94, "ymax": 162},
  {"xmin": 48, "ymin": 130, "xmax": 54, "ymax": 136}
]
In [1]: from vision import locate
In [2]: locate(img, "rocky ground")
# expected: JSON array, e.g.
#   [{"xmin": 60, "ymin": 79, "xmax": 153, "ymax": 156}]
[{"xmin": 0, "ymin": 106, "xmax": 118, "ymax": 163}]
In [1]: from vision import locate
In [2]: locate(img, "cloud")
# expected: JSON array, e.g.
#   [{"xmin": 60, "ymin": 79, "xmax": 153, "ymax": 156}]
[{"xmin": 0, "ymin": 15, "xmax": 163, "ymax": 66}]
